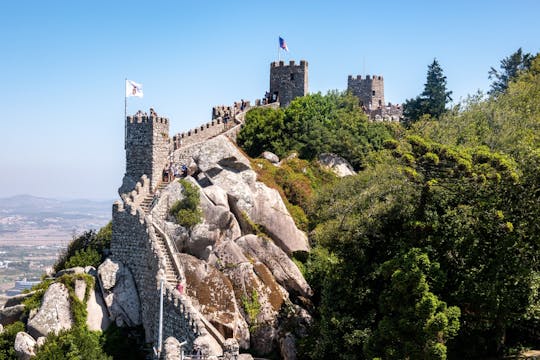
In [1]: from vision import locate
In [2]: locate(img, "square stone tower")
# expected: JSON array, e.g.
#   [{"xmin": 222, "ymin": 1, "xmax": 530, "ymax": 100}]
[
  {"xmin": 269, "ymin": 60, "xmax": 308, "ymax": 107},
  {"xmin": 347, "ymin": 75, "xmax": 385, "ymax": 110},
  {"xmin": 120, "ymin": 112, "xmax": 170, "ymax": 194}
]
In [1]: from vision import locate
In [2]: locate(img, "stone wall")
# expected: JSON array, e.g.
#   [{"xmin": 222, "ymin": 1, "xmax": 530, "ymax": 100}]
[
  {"xmin": 347, "ymin": 75, "xmax": 385, "ymax": 110},
  {"xmin": 111, "ymin": 175, "xmax": 205, "ymax": 350},
  {"xmin": 172, "ymin": 118, "xmax": 238, "ymax": 150},
  {"xmin": 212, "ymin": 101, "xmax": 251, "ymax": 120},
  {"xmin": 269, "ymin": 60, "xmax": 308, "ymax": 107},
  {"xmin": 124, "ymin": 113, "xmax": 170, "ymax": 192}
]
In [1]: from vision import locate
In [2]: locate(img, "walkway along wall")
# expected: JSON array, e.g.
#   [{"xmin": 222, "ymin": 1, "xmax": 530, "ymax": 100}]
[{"xmin": 111, "ymin": 175, "xmax": 206, "ymax": 350}]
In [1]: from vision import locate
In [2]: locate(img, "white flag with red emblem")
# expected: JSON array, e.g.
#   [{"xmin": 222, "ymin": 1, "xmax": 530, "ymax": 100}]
[{"xmin": 126, "ymin": 80, "xmax": 143, "ymax": 98}]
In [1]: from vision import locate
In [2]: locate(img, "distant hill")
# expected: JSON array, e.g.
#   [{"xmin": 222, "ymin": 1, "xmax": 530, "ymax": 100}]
[{"xmin": 0, "ymin": 195, "xmax": 112, "ymax": 245}]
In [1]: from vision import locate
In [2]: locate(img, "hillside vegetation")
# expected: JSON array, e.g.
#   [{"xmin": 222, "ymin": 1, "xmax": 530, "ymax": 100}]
[{"xmin": 237, "ymin": 54, "xmax": 540, "ymax": 359}]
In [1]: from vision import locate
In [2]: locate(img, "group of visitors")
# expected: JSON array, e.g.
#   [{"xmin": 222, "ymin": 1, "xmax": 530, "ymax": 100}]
[{"xmin": 162, "ymin": 162, "xmax": 188, "ymax": 182}]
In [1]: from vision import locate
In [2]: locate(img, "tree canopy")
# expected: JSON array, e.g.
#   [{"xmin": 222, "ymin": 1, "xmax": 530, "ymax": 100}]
[
  {"xmin": 403, "ymin": 59, "xmax": 453, "ymax": 124},
  {"xmin": 489, "ymin": 48, "xmax": 533, "ymax": 95},
  {"xmin": 238, "ymin": 53, "xmax": 540, "ymax": 360}
]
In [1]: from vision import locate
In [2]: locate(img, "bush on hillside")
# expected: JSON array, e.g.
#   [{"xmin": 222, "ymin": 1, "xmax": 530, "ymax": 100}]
[
  {"xmin": 54, "ymin": 221, "xmax": 112, "ymax": 272},
  {"xmin": 170, "ymin": 179, "xmax": 203, "ymax": 229}
]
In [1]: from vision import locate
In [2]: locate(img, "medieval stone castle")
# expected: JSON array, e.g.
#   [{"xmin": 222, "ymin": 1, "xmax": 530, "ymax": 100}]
[{"xmin": 110, "ymin": 60, "xmax": 401, "ymax": 358}]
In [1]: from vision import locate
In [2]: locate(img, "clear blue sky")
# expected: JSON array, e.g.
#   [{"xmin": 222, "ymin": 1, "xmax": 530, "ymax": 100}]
[{"xmin": 0, "ymin": 0, "xmax": 538, "ymax": 200}]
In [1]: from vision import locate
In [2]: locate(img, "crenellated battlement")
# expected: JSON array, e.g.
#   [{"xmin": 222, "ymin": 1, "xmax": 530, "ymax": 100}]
[
  {"xmin": 127, "ymin": 115, "xmax": 169, "ymax": 125},
  {"xmin": 270, "ymin": 59, "xmax": 308, "ymax": 107},
  {"xmin": 348, "ymin": 74, "xmax": 384, "ymax": 81},
  {"xmin": 271, "ymin": 59, "xmax": 308, "ymax": 68}
]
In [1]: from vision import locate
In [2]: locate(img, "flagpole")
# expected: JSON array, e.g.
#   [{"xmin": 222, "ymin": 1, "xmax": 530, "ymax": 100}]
[
  {"xmin": 124, "ymin": 78, "xmax": 127, "ymax": 150},
  {"xmin": 278, "ymin": 40, "xmax": 280, "ymax": 62}
]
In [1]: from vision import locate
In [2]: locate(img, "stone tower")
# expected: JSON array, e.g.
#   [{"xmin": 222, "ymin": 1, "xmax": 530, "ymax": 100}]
[
  {"xmin": 269, "ymin": 60, "xmax": 308, "ymax": 107},
  {"xmin": 347, "ymin": 75, "xmax": 385, "ymax": 110},
  {"xmin": 120, "ymin": 111, "xmax": 170, "ymax": 194}
]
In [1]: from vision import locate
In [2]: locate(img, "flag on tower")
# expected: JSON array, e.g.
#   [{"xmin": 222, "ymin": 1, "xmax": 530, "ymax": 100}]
[
  {"xmin": 126, "ymin": 80, "xmax": 143, "ymax": 98},
  {"xmin": 279, "ymin": 37, "xmax": 288, "ymax": 52}
]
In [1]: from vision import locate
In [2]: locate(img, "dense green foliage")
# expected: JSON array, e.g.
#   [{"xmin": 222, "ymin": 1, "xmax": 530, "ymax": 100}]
[
  {"xmin": 403, "ymin": 59, "xmax": 453, "ymax": 124},
  {"xmin": 54, "ymin": 221, "xmax": 112, "ymax": 272},
  {"xmin": 170, "ymin": 179, "xmax": 203, "ymax": 228},
  {"xmin": 238, "ymin": 91, "xmax": 392, "ymax": 169},
  {"xmin": 0, "ymin": 322, "xmax": 25, "ymax": 359},
  {"xmin": 35, "ymin": 327, "xmax": 111, "ymax": 360},
  {"xmin": 239, "ymin": 53, "xmax": 540, "ymax": 359}
]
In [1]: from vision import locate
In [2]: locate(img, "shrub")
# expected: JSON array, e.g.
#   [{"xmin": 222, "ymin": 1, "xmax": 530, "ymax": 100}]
[
  {"xmin": 35, "ymin": 327, "xmax": 111, "ymax": 360},
  {"xmin": 170, "ymin": 179, "xmax": 203, "ymax": 228},
  {"xmin": 54, "ymin": 221, "xmax": 112, "ymax": 272},
  {"xmin": 241, "ymin": 290, "xmax": 261, "ymax": 332},
  {"xmin": 64, "ymin": 248, "xmax": 102, "ymax": 269},
  {"xmin": 0, "ymin": 321, "xmax": 25, "ymax": 359}
]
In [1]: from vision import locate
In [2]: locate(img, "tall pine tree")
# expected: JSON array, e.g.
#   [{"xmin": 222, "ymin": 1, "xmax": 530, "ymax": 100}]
[
  {"xmin": 403, "ymin": 59, "xmax": 452, "ymax": 124},
  {"xmin": 488, "ymin": 48, "xmax": 533, "ymax": 95}
]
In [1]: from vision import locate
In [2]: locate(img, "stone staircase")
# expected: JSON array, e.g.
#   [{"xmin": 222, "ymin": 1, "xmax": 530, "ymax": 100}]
[
  {"xmin": 140, "ymin": 181, "xmax": 169, "ymax": 214},
  {"xmin": 154, "ymin": 227, "xmax": 179, "ymax": 286}
]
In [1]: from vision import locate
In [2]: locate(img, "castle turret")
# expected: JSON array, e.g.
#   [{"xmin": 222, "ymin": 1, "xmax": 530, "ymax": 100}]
[
  {"xmin": 120, "ymin": 110, "xmax": 170, "ymax": 194},
  {"xmin": 269, "ymin": 60, "xmax": 308, "ymax": 107},
  {"xmin": 347, "ymin": 74, "xmax": 385, "ymax": 110}
]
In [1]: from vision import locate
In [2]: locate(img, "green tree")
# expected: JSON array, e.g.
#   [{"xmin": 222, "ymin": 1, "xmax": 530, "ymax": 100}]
[
  {"xmin": 365, "ymin": 249, "xmax": 460, "ymax": 360},
  {"xmin": 237, "ymin": 107, "xmax": 286, "ymax": 157},
  {"xmin": 404, "ymin": 59, "xmax": 452, "ymax": 124},
  {"xmin": 238, "ymin": 91, "xmax": 391, "ymax": 169},
  {"xmin": 489, "ymin": 48, "xmax": 533, "ymax": 95}
]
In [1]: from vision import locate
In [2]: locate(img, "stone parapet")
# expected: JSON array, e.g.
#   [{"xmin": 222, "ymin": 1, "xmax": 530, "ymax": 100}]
[{"xmin": 112, "ymin": 185, "xmax": 205, "ymax": 351}]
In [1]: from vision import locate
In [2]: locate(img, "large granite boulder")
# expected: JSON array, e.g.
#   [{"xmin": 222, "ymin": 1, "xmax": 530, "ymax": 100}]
[
  {"xmin": 212, "ymin": 241, "xmax": 288, "ymax": 354},
  {"xmin": 261, "ymin": 151, "xmax": 279, "ymax": 164},
  {"xmin": 86, "ymin": 281, "xmax": 112, "ymax": 331},
  {"xmin": 177, "ymin": 253, "xmax": 249, "ymax": 348},
  {"xmin": 0, "ymin": 304, "xmax": 25, "ymax": 326},
  {"xmin": 14, "ymin": 332, "xmax": 36, "ymax": 360},
  {"xmin": 97, "ymin": 258, "xmax": 141, "ymax": 327},
  {"xmin": 175, "ymin": 136, "xmax": 309, "ymax": 255},
  {"xmin": 235, "ymin": 235, "xmax": 312, "ymax": 298},
  {"xmin": 318, "ymin": 153, "xmax": 356, "ymax": 177},
  {"xmin": 152, "ymin": 178, "xmax": 241, "ymax": 260},
  {"xmin": 27, "ymin": 283, "xmax": 73, "ymax": 339},
  {"xmin": 193, "ymin": 333, "xmax": 222, "ymax": 357}
]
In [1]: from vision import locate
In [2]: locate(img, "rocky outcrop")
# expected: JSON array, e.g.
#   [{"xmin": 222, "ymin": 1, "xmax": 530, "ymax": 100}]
[
  {"xmin": 0, "ymin": 304, "xmax": 25, "ymax": 326},
  {"xmin": 74, "ymin": 279, "xmax": 86, "ymax": 302},
  {"xmin": 235, "ymin": 235, "xmax": 312, "ymax": 298},
  {"xmin": 14, "ymin": 332, "xmax": 36, "ymax": 360},
  {"xmin": 174, "ymin": 135, "xmax": 309, "ymax": 255},
  {"xmin": 86, "ymin": 281, "xmax": 111, "ymax": 331},
  {"xmin": 279, "ymin": 332, "xmax": 297, "ymax": 360},
  {"xmin": 3, "ymin": 291, "xmax": 35, "ymax": 308},
  {"xmin": 261, "ymin": 151, "xmax": 279, "ymax": 164},
  {"xmin": 177, "ymin": 253, "xmax": 249, "ymax": 348},
  {"xmin": 97, "ymin": 258, "xmax": 141, "ymax": 327},
  {"xmin": 193, "ymin": 333, "xmax": 222, "ymax": 357},
  {"xmin": 318, "ymin": 153, "xmax": 356, "ymax": 177},
  {"xmin": 27, "ymin": 283, "xmax": 73, "ymax": 339},
  {"xmin": 55, "ymin": 266, "xmax": 85, "ymax": 278},
  {"xmin": 211, "ymin": 240, "xmax": 288, "ymax": 354}
]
